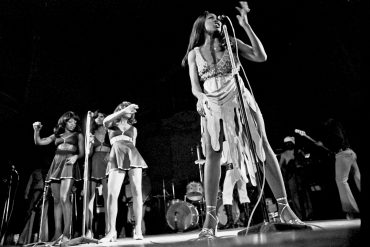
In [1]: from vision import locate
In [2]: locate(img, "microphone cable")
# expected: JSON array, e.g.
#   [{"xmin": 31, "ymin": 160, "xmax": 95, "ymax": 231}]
[{"xmin": 220, "ymin": 14, "xmax": 267, "ymax": 236}]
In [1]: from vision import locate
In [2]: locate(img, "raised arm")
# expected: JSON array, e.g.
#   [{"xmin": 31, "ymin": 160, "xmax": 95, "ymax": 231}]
[
  {"xmin": 103, "ymin": 104, "xmax": 139, "ymax": 128},
  {"xmin": 234, "ymin": 1, "xmax": 267, "ymax": 62},
  {"xmin": 33, "ymin": 122, "xmax": 55, "ymax": 145}
]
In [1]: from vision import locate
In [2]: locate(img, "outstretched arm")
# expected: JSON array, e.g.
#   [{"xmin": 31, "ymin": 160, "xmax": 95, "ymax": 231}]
[
  {"xmin": 235, "ymin": 1, "xmax": 267, "ymax": 62},
  {"xmin": 103, "ymin": 104, "xmax": 139, "ymax": 128}
]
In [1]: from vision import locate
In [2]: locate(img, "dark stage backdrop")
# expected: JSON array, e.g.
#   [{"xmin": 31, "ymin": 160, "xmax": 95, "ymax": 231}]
[{"xmin": 0, "ymin": 0, "xmax": 365, "ymax": 236}]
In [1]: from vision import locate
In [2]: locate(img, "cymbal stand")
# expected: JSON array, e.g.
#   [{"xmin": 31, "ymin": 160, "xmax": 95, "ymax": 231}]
[
  {"xmin": 194, "ymin": 144, "xmax": 206, "ymax": 226},
  {"xmin": 162, "ymin": 179, "xmax": 167, "ymax": 217}
]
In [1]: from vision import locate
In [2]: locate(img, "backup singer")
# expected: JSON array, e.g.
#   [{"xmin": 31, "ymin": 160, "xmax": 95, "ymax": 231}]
[
  {"xmin": 99, "ymin": 101, "xmax": 148, "ymax": 242},
  {"xmin": 33, "ymin": 111, "xmax": 84, "ymax": 243},
  {"xmin": 182, "ymin": 1, "xmax": 302, "ymax": 239},
  {"xmin": 86, "ymin": 110, "xmax": 111, "ymax": 238}
]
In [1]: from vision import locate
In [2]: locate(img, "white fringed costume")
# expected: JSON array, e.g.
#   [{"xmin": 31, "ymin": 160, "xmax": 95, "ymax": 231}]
[{"xmin": 194, "ymin": 47, "xmax": 266, "ymax": 186}]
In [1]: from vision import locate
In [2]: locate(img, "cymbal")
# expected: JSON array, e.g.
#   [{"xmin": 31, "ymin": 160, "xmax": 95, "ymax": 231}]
[
  {"xmin": 152, "ymin": 195, "xmax": 165, "ymax": 198},
  {"xmin": 195, "ymin": 159, "xmax": 206, "ymax": 165},
  {"xmin": 152, "ymin": 194, "xmax": 170, "ymax": 198}
]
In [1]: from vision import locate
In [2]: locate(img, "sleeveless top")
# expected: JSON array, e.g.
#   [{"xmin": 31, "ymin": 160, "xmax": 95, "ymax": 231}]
[
  {"xmin": 92, "ymin": 135, "xmax": 111, "ymax": 149},
  {"xmin": 55, "ymin": 132, "xmax": 78, "ymax": 146},
  {"xmin": 54, "ymin": 132, "xmax": 79, "ymax": 155},
  {"xmin": 194, "ymin": 47, "xmax": 239, "ymax": 82},
  {"xmin": 108, "ymin": 125, "xmax": 134, "ymax": 143}
]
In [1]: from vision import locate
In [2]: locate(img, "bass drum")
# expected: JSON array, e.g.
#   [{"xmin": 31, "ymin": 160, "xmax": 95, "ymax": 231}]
[
  {"xmin": 216, "ymin": 198, "xmax": 240, "ymax": 227},
  {"xmin": 166, "ymin": 200, "xmax": 199, "ymax": 232}
]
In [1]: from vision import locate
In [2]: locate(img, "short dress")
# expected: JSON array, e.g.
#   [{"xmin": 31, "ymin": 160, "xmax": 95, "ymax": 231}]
[
  {"xmin": 90, "ymin": 135, "xmax": 111, "ymax": 182},
  {"xmin": 194, "ymin": 46, "xmax": 266, "ymax": 186},
  {"xmin": 106, "ymin": 125, "xmax": 148, "ymax": 174},
  {"xmin": 45, "ymin": 132, "xmax": 82, "ymax": 183}
]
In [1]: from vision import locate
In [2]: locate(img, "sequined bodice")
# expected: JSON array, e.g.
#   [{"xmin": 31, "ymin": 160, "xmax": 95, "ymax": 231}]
[{"xmin": 194, "ymin": 47, "xmax": 238, "ymax": 82}]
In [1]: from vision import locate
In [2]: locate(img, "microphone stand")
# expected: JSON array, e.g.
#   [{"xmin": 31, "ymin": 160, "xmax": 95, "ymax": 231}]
[
  {"xmin": 194, "ymin": 144, "xmax": 205, "ymax": 225},
  {"xmin": 0, "ymin": 166, "xmax": 17, "ymax": 245},
  {"xmin": 24, "ymin": 183, "xmax": 50, "ymax": 247},
  {"xmin": 61, "ymin": 111, "xmax": 98, "ymax": 247},
  {"xmin": 221, "ymin": 23, "xmax": 310, "ymax": 235}
]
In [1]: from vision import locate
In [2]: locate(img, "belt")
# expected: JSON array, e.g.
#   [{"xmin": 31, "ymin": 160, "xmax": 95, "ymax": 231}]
[
  {"xmin": 225, "ymin": 163, "xmax": 234, "ymax": 170},
  {"xmin": 94, "ymin": 146, "xmax": 111, "ymax": 153},
  {"xmin": 110, "ymin": 135, "xmax": 132, "ymax": 145}
]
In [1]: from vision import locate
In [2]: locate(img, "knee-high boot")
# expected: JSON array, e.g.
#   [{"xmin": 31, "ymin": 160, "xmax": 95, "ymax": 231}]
[
  {"xmin": 221, "ymin": 204, "xmax": 234, "ymax": 229},
  {"xmin": 239, "ymin": 203, "xmax": 250, "ymax": 227}
]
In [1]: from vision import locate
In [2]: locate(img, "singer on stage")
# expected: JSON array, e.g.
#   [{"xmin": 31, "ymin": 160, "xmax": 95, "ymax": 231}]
[
  {"xmin": 99, "ymin": 101, "xmax": 148, "ymax": 243},
  {"xmin": 32, "ymin": 111, "xmax": 84, "ymax": 243},
  {"xmin": 182, "ymin": 1, "xmax": 303, "ymax": 240}
]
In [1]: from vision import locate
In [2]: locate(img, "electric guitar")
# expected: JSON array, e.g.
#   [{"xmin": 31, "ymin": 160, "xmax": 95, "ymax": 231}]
[{"xmin": 294, "ymin": 129, "xmax": 333, "ymax": 154}]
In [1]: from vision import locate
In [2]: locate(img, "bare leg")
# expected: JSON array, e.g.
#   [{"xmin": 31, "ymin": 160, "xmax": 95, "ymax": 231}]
[
  {"xmin": 86, "ymin": 181, "xmax": 97, "ymax": 237},
  {"xmin": 99, "ymin": 170, "xmax": 125, "ymax": 242},
  {"xmin": 50, "ymin": 183, "xmax": 63, "ymax": 241},
  {"xmin": 101, "ymin": 178, "xmax": 109, "ymax": 234},
  {"xmin": 199, "ymin": 119, "xmax": 222, "ymax": 238},
  {"xmin": 129, "ymin": 168, "xmax": 143, "ymax": 240},
  {"xmin": 253, "ymin": 107, "xmax": 302, "ymax": 223},
  {"xmin": 60, "ymin": 179, "xmax": 74, "ymax": 239}
]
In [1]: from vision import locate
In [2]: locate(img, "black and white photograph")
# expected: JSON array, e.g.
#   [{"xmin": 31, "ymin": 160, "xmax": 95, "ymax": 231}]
[{"xmin": 0, "ymin": 0, "xmax": 365, "ymax": 246}]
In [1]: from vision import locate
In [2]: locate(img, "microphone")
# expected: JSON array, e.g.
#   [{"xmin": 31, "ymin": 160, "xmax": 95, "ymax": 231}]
[
  {"xmin": 12, "ymin": 165, "xmax": 18, "ymax": 175},
  {"xmin": 218, "ymin": 15, "xmax": 227, "ymax": 22}
]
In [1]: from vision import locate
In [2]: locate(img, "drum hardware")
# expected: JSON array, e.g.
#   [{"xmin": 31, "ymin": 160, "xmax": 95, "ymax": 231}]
[
  {"xmin": 166, "ymin": 200, "xmax": 199, "ymax": 232},
  {"xmin": 194, "ymin": 144, "xmax": 205, "ymax": 183}
]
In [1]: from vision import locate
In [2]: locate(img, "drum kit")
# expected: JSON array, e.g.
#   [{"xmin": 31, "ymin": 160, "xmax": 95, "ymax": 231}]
[{"xmin": 153, "ymin": 145, "xmax": 240, "ymax": 232}]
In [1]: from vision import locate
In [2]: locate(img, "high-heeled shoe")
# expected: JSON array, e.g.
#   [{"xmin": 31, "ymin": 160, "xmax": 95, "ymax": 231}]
[
  {"xmin": 85, "ymin": 230, "xmax": 93, "ymax": 239},
  {"xmin": 61, "ymin": 235, "xmax": 70, "ymax": 243},
  {"xmin": 133, "ymin": 228, "xmax": 144, "ymax": 240},
  {"xmin": 99, "ymin": 231, "xmax": 117, "ymax": 243},
  {"xmin": 51, "ymin": 234, "xmax": 64, "ymax": 246},
  {"xmin": 276, "ymin": 197, "xmax": 304, "ymax": 225},
  {"xmin": 197, "ymin": 206, "xmax": 218, "ymax": 240}
]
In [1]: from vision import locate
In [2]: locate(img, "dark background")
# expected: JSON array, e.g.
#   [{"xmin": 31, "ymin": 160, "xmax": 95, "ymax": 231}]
[{"xmin": 0, "ymin": 0, "xmax": 366, "ymax": 236}]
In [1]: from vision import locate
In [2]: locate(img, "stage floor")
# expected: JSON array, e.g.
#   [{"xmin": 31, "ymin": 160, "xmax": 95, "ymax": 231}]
[{"xmin": 57, "ymin": 219, "xmax": 361, "ymax": 247}]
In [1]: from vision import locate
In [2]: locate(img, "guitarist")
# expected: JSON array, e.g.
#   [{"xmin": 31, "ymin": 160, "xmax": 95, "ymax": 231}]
[{"xmin": 295, "ymin": 118, "xmax": 361, "ymax": 220}]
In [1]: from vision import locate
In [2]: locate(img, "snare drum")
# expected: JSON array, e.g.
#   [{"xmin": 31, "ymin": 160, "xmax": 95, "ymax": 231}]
[
  {"xmin": 166, "ymin": 200, "xmax": 199, "ymax": 232},
  {"xmin": 185, "ymin": 181, "xmax": 203, "ymax": 201}
]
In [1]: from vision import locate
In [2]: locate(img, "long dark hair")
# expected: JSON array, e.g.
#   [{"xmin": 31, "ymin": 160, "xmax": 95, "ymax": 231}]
[
  {"xmin": 54, "ymin": 111, "xmax": 81, "ymax": 137},
  {"xmin": 181, "ymin": 11, "xmax": 209, "ymax": 67},
  {"xmin": 91, "ymin": 109, "xmax": 107, "ymax": 133},
  {"xmin": 181, "ymin": 11, "xmax": 229, "ymax": 67},
  {"xmin": 114, "ymin": 101, "xmax": 137, "ymax": 125},
  {"xmin": 323, "ymin": 118, "xmax": 350, "ymax": 152}
]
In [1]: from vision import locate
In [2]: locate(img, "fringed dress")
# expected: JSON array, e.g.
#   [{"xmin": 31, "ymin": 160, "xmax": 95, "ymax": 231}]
[
  {"xmin": 194, "ymin": 46, "xmax": 266, "ymax": 186},
  {"xmin": 45, "ymin": 132, "xmax": 82, "ymax": 183}
]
